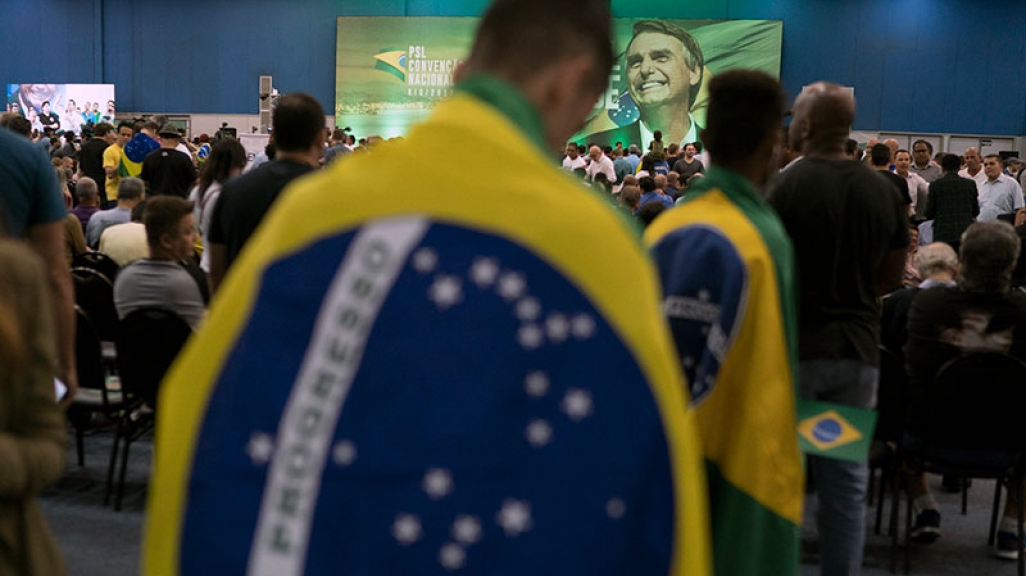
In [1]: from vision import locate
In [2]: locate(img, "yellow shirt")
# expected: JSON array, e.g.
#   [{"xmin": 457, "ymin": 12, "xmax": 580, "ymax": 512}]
[{"xmin": 102, "ymin": 144, "xmax": 122, "ymax": 202}]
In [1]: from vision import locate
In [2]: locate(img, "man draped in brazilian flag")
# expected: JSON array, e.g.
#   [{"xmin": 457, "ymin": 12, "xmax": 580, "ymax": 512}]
[
  {"xmin": 143, "ymin": 1, "xmax": 711, "ymax": 575},
  {"xmin": 646, "ymin": 71, "xmax": 803, "ymax": 576}
]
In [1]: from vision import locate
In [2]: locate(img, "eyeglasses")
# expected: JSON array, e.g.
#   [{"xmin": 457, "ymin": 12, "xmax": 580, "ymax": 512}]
[{"xmin": 913, "ymin": 149, "xmax": 929, "ymax": 153}]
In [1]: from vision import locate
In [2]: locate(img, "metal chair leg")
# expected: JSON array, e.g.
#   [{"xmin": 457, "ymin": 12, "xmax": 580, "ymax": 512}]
[
  {"xmin": 103, "ymin": 418, "xmax": 123, "ymax": 506},
  {"xmin": 76, "ymin": 428, "xmax": 85, "ymax": 467},
  {"xmin": 890, "ymin": 463, "xmax": 902, "ymax": 574},
  {"xmin": 1018, "ymin": 478, "xmax": 1024, "ymax": 576},
  {"xmin": 876, "ymin": 460, "xmax": 890, "ymax": 535},
  {"xmin": 991, "ymin": 481, "xmax": 1004, "ymax": 546},
  {"xmin": 962, "ymin": 480, "xmax": 969, "ymax": 515},
  {"xmin": 869, "ymin": 466, "xmax": 877, "ymax": 506},
  {"xmin": 905, "ymin": 477, "xmax": 914, "ymax": 575},
  {"xmin": 115, "ymin": 424, "xmax": 134, "ymax": 512}
]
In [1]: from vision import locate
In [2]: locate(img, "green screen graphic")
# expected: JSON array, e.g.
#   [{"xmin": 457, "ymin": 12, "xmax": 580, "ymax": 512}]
[{"xmin": 335, "ymin": 17, "xmax": 781, "ymax": 147}]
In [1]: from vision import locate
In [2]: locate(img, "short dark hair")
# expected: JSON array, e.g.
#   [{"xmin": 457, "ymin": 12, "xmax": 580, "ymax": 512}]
[
  {"xmin": 912, "ymin": 139, "xmax": 933, "ymax": 154},
  {"xmin": 0, "ymin": 112, "xmax": 31, "ymax": 137},
  {"xmin": 628, "ymin": 20, "xmax": 705, "ymax": 104},
  {"xmin": 940, "ymin": 153, "xmax": 961, "ymax": 172},
  {"xmin": 143, "ymin": 196, "xmax": 194, "ymax": 249},
  {"xmin": 639, "ymin": 176, "xmax": 656, "ymax": 192},
  {"xmin": 637, "ymin": 201, "xmax": 667, "ymax": 228},
  {"xmin": 130, "ymin": 199, "xmax": 147, "ymax": 222},
  {"xmin": 117, "ymin": 121, "xmax": 134, "ymax": 133},
  {"xmin": 702, "ymin": 70, "xmax": 785, "ymax": 166},
  {"xmin": 845, "ymin": 138, "xmax": 858, "ymax": 156},
  {"xmin": 467, "ymin": 0, "xmax": 614, "ymax": 94},
  {"xmin": 870, "ymin": 143, "xmax": 891, "ymax": 167},
  {"xmin": 140, "ymin": 121, "xmax": 159, "ymax": 134},
  {"xmin": 272, "ymin": 93, "xmax": 326, "ymax": 152},
  {"xmin": 93, "ymin": 122, "xmax": 113, "ymax": 137}
]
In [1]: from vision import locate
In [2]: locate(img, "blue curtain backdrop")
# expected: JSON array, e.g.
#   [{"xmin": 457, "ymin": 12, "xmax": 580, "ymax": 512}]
[{"xmin": 3, "ymin": 0, "xmax": 1025, "ymax": 135}]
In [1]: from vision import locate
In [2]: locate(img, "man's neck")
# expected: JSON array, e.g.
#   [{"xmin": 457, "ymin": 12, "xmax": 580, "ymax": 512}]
[
  {"xmin": 275, "ymin": 149, "xmax": 318, "ymax": 167},
  {"xmin": 914, "ymin": 161, "xmax": 930, "ymax": 169},
  {"xmin": 640, "ymin": 105, "xmax": 691, "ymax": 145},
  {"xmin": 896, "ymin": 169, "xmax": 909, "ymax": 177},
  {"xmin": 873, "ymin": 165, "xmax": 890, "ymax": 172},
  {"xmin": 966, "ymin": 165, "xmax": 982, "ymax": 176}
]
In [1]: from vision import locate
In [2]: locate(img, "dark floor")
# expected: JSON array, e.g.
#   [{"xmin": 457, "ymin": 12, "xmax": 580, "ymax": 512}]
[{"xmin": 38, "ymin": 429, "xmax": 1026, "ymax": 576}]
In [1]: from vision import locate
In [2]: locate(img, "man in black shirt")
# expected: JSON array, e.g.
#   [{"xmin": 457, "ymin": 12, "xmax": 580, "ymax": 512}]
[
  {"xmin": 78, "ymin": 122, "xmax": 116, "ymax": 206},
  {"xmin": 925, "ymin": 153, "xmax": 979, "ymax": 253},
  {"xmin": 869, "ymin": 142, "xmax": 911, "ymax": 209},
  {"xmin": 769, "ymin": 82, "xmax": 909, "ymax": 576},
  {"xmin": 141, "ymin": 124, "xmax": 197, "ymax": 198},
  {"xmin": 207, "ymin": 93, "xmax": 324, "ymax": 293}
]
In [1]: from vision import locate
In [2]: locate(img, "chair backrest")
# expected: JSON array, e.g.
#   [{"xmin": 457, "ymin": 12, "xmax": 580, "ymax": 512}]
[
  {"xmin": 876, "ymin": 345, "xmax": 907, "ymax": 442},
  {"xmin": 72, "ymin": 266, "xmax": 118, "ymax": 341},
  {"xmin": 72, "ymin": 251, "xmax": 120, "ymax": 283},
  {"xmin": 116, "ymin": 307, "xmax": 192, "ymax": 409},
  {"xmin": 917, "ymin": 352, "xmax": 1026, "ymax": 453},
  {"xmin": 74, "ymin": 306, "xmax": 107, "ymax": 395}
]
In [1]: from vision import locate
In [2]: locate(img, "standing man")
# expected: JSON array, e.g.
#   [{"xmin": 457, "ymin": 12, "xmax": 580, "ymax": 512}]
[
  {"xmin": 978, "ymin": 153, "xmax": 1024, "ymax": 222},
  {"xmin": 102, "ymin": 121, "xmax": 134, "ymax": 209},
  {"xmin": 647, "ymin": 70, "xmax": 802, "ymax": 576},
  {"xmin": 770, "ymin": 82, "xmax": 909, "ymax": 576},
  {"xmin": 561, "ymin": 142, "xmax": 586, "ymax": 171},
  {"xmin": 0, "ymin": 126, "xmax": 78, "ymax": 405},
  {"xmin": 141, "ymin": 124, "xmax": 197, "ymax": 198},
  {"xmin": 895, "ymin": 149, "xmax": 930, "ymax": 221},
  {"xmin": 868, "ymin": 143, "xmax": 911, "ymax": 208},
  {"xmin": 672, "ymin": 142, "xmax": 706, "ymax": 180},
  {"xmin": 206, "ymin": 93, "xmax": 324, "ymax": 292},
  {"xmin": 145, "ymin": 1, "xmax": 711, "ymax": 574},
  {"xmin": 925, "ymin": 154, "xmax": 979, "ymax": 253},
  {"xmin": 909, "ymin": 139, "xmax": 942, "ymax": 183},
  {"xmin": 79, "ymin": 122, "xmax": 115, "ymax": 205},
  {"xmin": 959, "ymin": 147, "xmax": 986, "ymax": 188},
  {"xmin": 585, "ymin": 144, "xmax": 615, "ymax": 183}
]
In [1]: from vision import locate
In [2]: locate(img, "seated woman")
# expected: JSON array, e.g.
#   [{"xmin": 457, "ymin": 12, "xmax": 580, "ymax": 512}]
[
  {"xmin": 0, "ymin": 239, "xmax": 67, "ymax": 576},
  {"xmin": 904, "ymin": 221, "xmax": 1026, "ymax": 557}
]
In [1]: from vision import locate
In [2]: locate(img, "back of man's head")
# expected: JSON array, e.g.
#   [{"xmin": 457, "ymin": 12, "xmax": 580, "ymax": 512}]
[
  {"xmin": 272, "ymin": 93, "xmax": 326, "ymax": 153},
  {"xmin": 958, "ymin": 221, "xmax": 1021, "ymax": 294},
  {"xmin": 619, "ymin": 185, "xmax": 641, "ymax": 209},
  {"xmin": 331, "ymin": 128, "xmax": 346, "ymax": 143},
  {"xmin": 870, "ymin": 143, "xmax": 891, "ymax": 167},
  {"xmin": 76, "ymin": 177, "xmax": 98, "ymax": 201},
  {"xmin": 914, "ymin": 242, "xmax": 958, "ymax": 278},
  {"xmin": 940, "ymin": 153, "xmax": 961, "ymax": 173},
  {"xmin": 94, "ymin": 122, "xmax": 113, "ymax": 138},
  {"xmin": 466, "ymin": 0, "xmax": 613, "ymax": 95},
  {"xmin": 666, "ymin": 172, "xmax": 679, "ymax": 186},
  {"xmin": 0, "ymin": 112, "xmax": 31, "ymax": 137},
  {"xmin": 118, "ymin": 177, "xmax": 145, "ymax": 201},
  {"xmin": 131, "ymin": 199, "xmax": 147, "ymax": 223},
  {"xmin": 701, "ymin": 70, "xmax": 784, "ymax": 168},
  {"xmin": 144, "ymin": 195, "xmax": 194, "ymax": 250},
  {"xmin": 628, "ymin": 144, "xmax": 641, "ymax": 157},
  {"xmin": 639, "ymin": 176, "xmax": 656, "ymax": 193},
  {"xmin": 654, "ymin": 174, "xmax": 667, "ymax": 190}
]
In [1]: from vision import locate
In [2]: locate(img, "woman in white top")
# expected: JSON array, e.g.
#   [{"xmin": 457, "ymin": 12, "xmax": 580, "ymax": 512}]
[{"xmin": 188, "ymin": 138, "xmax": 247, "ymax": 272}]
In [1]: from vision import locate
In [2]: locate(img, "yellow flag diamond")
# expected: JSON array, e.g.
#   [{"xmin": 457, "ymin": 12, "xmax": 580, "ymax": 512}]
[{"xmin": 797, "ymin": 410, "xmax": 862, "ymax": 452}]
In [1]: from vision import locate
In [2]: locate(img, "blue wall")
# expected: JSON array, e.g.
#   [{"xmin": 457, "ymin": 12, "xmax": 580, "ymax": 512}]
[{"xmin": 4, "ymin": 0, "xmax": 1025, "ymax": 134}]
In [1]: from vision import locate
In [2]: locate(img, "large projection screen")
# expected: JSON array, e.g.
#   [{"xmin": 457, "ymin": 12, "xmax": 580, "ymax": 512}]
[
  {"xmin": 6, "ymin": 83, "xmax": 116, "ymax": 134},
  {"xmin": 335, "ymin": 17, "xmax": 782, "ymax": 147}
]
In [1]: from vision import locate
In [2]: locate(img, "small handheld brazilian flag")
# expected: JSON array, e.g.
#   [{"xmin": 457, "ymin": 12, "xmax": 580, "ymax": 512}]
[{"xmin": 797, "ymin": 400, "xmax": 877, "ymax": 462}]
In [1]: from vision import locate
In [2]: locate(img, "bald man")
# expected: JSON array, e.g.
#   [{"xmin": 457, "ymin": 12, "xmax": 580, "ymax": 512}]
[
  {"xmin": 585, "ymin": 144, "xmax": 616, "ymax": 183},
  {"xmin": 769, "ymin": 82, "xmax": 909, "ymax": 576},
  {"xmin": 959, "ymin": 146, "xmax": 987, "ymax": 188}
]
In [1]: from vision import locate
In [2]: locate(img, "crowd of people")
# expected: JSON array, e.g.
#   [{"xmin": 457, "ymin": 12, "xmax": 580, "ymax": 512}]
[{"xmin": 3, "ymin": 1, "xmax": 1026, "ymax": 575}]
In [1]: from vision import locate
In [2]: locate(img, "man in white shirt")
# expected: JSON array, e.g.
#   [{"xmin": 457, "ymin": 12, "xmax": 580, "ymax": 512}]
[
  {"xmin": 958, "ymin": 147, "xmax": 987, "ymax": 188},
  {"xmin": 585, "ymin": 145, "xmax": 616, "ymax": 183},
  {"xmin": 895, "ymin": 149, "xmax": 930, "ymax": 220},
  {"xmin": 977, "ymin": 154, "xmax": 1024, "ymax": 221},
  {"xmin": 561, "ymin": 143, "xmax": 586, "ymax": 171}
]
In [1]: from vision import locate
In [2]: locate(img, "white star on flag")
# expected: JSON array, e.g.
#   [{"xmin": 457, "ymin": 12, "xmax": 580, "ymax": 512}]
[
  {"xmin": 571, "ymin": 314, "xmax": 596, "ymax": 339},
  {"xmin": 332, "ymin": 440, "xmax": 357, "ymax": 467},
  {"xmin": 469, "ymin": 257, "xmax": 500, "ymax": 288},
  {"xmin": 411, "ymin": 248, "xmax": 438, "ymax": 274},
  {"xmin": 392, "ymin": 513, "xmax": 422, "ymax": 546},
  {"xmin": 428, "ymin": 275, "xmax": 463, "ymax": 310},
  {"xmin": 516, "ymin": 297, "xmax": 541, "ymax": 322},
  {"xmin": 423, "ymin": 468, "xmax": 455, "ymax": 500},
  {"xmin": 524, "ymin": 371, "xmax": 550, "ymax": 398},
  {"xmin": 698, "ymin": 289, "xmax": 711, "ymax": 302},
  {"xmin": 496, "ymin": 499, "xmax": 533, "ymax": 537},
  {"xmin": 606, "ymin": 498, "xmax": 627, "ymax": 519},
  {"xmin": 682, "ymin": 356, "xmax": 695, "ymax": 368},
  {"xmin": 525, "ymin": 419, "xmax": 553, "ymax": 447},
  {"xmin": 439, "ymin": 542, "xmax": 467, "ymax": 570},
  {"xmin": 452, "ymin": 515, "xmax": 483, "ymax": 545},
  {"xmin": 246, "ymin": 432, "xmax": 274, "ymax": 465},
  {"xmin": 517, "ymin": 324, "xmax": 544, "ymax": 350},
  {"xmin": 545, "ymin": 313, "xmax": 571, "ymax": 343},
  {"xmin": 497, "ymin": 272, "xmax": 527, "ymax": 301},
  {"xmin": 561, "ymin": 388, "xmax": 594, "ymax": 422}
]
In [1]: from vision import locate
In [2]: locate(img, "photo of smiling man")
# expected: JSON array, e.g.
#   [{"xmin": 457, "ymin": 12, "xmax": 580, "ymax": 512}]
[{"xmin": 586, "ymin": 20, "xmax": 704, "ymax": 149}]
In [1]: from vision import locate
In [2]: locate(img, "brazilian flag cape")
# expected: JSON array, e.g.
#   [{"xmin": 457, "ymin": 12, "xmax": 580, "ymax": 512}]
[
  {"xmin": 120, "ymin": 133, "xmax": 159, "ymax": 178},
  {"xmin": 645, "ymin": 167, "xmax": 803, "ymax": 576},
  {"xmin": 144, "ymin": 76, "xmax": 711, "ymax": 576}
]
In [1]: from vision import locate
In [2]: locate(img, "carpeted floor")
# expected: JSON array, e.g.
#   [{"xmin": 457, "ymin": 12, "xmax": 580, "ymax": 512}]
[{"xmin": 37, "ymin": 428, "xmax": 1026, "ymax": 576}]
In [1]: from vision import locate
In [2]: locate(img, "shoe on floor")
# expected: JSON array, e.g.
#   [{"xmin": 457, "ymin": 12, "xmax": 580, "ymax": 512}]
[
  {"xmin": 995, "ymin": 530, "xmax": 1024, "ymax": 560},
  {"xmin": 910, "ymin": 508, "xmax": 941, "ymax": 543}
]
